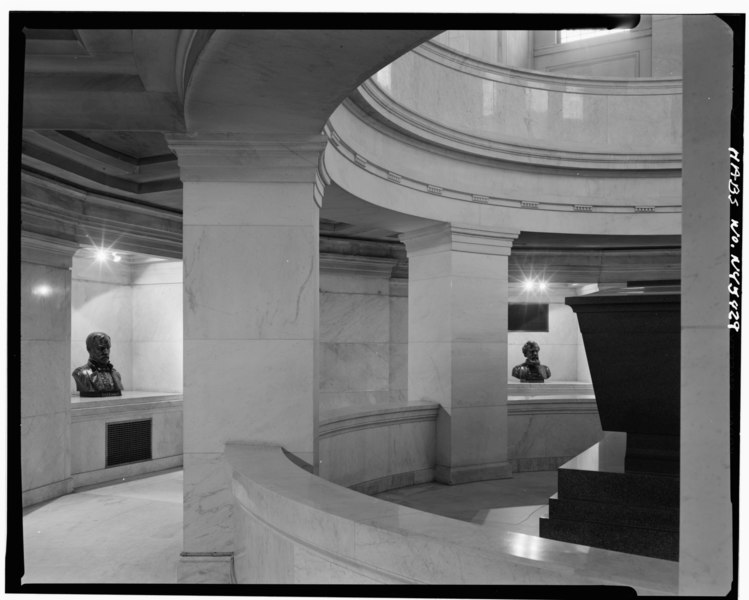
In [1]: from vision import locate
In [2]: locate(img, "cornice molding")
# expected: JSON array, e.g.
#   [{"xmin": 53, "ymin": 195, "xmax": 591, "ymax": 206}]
[
  {"xmin": 319, "ymin": 253, "xmax": 398, "ymax": 278},
  {"xmin": 21, "ymin": 170, "xmax": 182, "ymax": 260},
  {"xmin": 166, "ymin": 133, "xmax": 327, "ymax": 183},
  {"xmin": 325, "ymin": 120, "xmax": 681, "ymax": 215},
  {"xmin": 400, "ymin": 223, "xmax": 519, "ymax": 257}
]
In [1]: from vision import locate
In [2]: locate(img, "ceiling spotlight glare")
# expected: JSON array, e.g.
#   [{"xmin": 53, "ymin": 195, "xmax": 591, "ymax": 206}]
[
  {"xmin": 95, "ymin": 249, "xmax": 109, "ymax": 262},
  {"xmin": 112, "ymin": 253, "xmax": 122, "ymax": 263},
  {"xmin": 32, "ymin": 284, "xmax": 52, "ymax": 297},
  {"xmin": 538, "ymin": 281, "xmax": 547, "ymax": 291},
  {"xmin": 523, "ymin": 279, "xmax": 535, "ymax": 291}
]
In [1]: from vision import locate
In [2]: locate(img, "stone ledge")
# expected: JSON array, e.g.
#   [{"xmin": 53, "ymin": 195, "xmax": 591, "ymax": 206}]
[{"xmin": 319, "ymin": 401, "xmax": 438, "ymax": 438}]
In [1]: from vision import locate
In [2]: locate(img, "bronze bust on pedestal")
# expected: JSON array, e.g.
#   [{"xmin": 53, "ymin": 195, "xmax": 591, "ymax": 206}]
[
  {"xmin": 72, "ymin": 332, "xmax": 124, "ymax": 397},
  {"xmin": 512, "ymin": 340, "xmax": 551, "ymax": 383}
]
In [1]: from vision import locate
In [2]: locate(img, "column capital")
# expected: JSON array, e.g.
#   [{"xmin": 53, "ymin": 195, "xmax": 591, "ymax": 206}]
[
  {"xmin": 165, "ymin": 133, "xmax": 328, "ymax": 183},
  {"xmin": 399, "ymin": 223, "xmax": 519, "ymax": 257}
]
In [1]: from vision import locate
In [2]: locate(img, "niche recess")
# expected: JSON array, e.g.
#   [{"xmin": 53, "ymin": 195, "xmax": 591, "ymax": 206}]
[{"xmin": 70, "ymin": 247, "xmax": 183, "ymax": 396}]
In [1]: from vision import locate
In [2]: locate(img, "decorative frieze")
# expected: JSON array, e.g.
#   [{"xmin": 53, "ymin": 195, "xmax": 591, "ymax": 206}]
[
  {"xmin": 354, "ymin": 154, "xmax": 368, "ymax": 168},
  {"xmin": 426, "ymin": 184, "xmax": 443, "ymax": 195},
  {"xmin": 634, "ymin": 206, "xmax": 655, "ymax": 213},
  {"xmin": 387, "ymin": 171, "xmax": 402, "ymax": 183},
  {"xmin": 573, "ymin": 204, "xmax": 593, "ymax": 212},
  {"xmin": 521, "ymin": 201, "xmax": 539, "ymax": 209},
  {"xmin": 472, "ymin": 194, "xmax": 489, "ymax": 204}
]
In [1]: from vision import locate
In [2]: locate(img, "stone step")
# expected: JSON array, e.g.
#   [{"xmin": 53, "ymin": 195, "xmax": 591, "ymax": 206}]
[
  {"xmin": 548, "ymin": 496, "xmax": 678, "ymax": 532},
  {"xmin": 557, "ymin": 467, "xmax": 679, "ymax": 509},
  {"xmin": 539, "ymin": 516, "xmax": 679, "ymax": 561}
]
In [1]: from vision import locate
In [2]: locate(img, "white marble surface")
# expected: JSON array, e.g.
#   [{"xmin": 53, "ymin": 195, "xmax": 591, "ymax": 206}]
[
  {"xmin": 325, "ymin": 102, "xmax": 681, "ymax": 238},
  {"xmin": 320, "ymin": 292, "xmax": 389, "ymax": 343},
  {"xmin": 22, "ymin": 253, "xmax": 73, "ymax": 506},
  {"xmin": 318, "ymin": 403, "xmax": 437, "ymax": 488},
  {"xmin": 21, "ymin": 340, "xmax": 70, "ymax": 418},
  {"xmin": 22, "ymin": 411, "xmax": 71, "ymax": 493},
  {"xmin": 184, "ymin": 339, "xmax": 313, "ymax": 455},
  {"xmin": 679, "ymin": 17, "xmax": 734, "ymax": 595},
  {"xmin": 226, "ymin": 443, "xmax": 678, "ymax": 591},
  {"xmin": 183, "ymin": 453, "xmax": 235, "ymax": 553},
  {"xmin": 378, "ymin": 46, "xmax": 681, "ymax": 154},
  {"xmin": 320, "ymin": 343, "xmax": 389, "ymax": 393},
  {"xmin": 183, "ymin": 224, "xmax": 317, "ymax": 340}
]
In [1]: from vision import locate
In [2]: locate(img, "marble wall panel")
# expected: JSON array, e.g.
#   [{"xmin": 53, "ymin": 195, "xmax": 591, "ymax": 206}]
[
  {"xmin": 406, "ymin": 277, "xmax": 453, "ymax": 343},
  {"xmin": 70, "ymin": 418, "xmax": 105, "ymax": 474},
  {"xmin": 319, "ymin": 292, "xmax": 389, "ymax": 343},
  {"xmin": 131, "ymin": 342, "xmax": 182, "ymax": 392},
  {"xmin": 408, "ymin": 342, "xmax": 451, "ymax": 406},
  {"xmin": 389, "ymin": 421, "xmax": 436, "ymax": 473},
  {"xmin": 319, "ymin": 391, "xmax": 392, "ymax": 411},
  {"xmin": 183, "ymin": 225, "xmax": 316, "ymax": 340},
  {"xmin": 132, "ymin": 283, "xmax": 182, "ymax": 343},
  {"xmin": 388, "ymin": 343, "xmax": 408, "ymax": 394},
  {"xmin": 183, "ymin": 339, "xmax": 314, "ymax": 455},
  {"xmin": 652, "ymin": 15, "xmax": 683, "ymax": 77},
  {"xmin": 389, "ymin": 294, "xmax": 408, "ymax": 344},
  {"xmin": 451, "ymin": 275, "xmax": 507, "ymax": 342},
  {"xmin": 22, "ymin": 263, "xmax": 72, "ymax": 341},
  {"xmin": 72, "ymin": 281, "xmax": 133, "ymax": 344},
  {"xmin": 153, "ymin": 410, "xmax": 184, "ymax": 458},
  {"xmin": 232, "ymin": 506, "xmax": 295, "ymax": 583},
  {"xmin": 21, "ymin": 340, "xmax": 70, "ymax": 418},
  {"xmin": 21, "ymin": 411, "xmax": 71, "ymax": 492},
  {"xmin": 444, "ymin": 406, "xmax": 507, "ymax": 466},
  {"xmin": 319, "ymin": 343, "xmax": 389, "ymax": 393},
  {"xmin": 183, "ymin": 452, "xmax": 235, "ymax": 553},
  {"xmin": 131, "ymin": 260, "xmax": 183, "ymax": 285},
  {"xmin": 183, "ymin": 182, "xmax": 317, "ymax": 226},
  {"xmin": 451, "ymin": 342, "xmax": 505, "ymax": 408},
  {"xmin": 508, "ymin": 412, "xmax": 603, "ymax": 461}
]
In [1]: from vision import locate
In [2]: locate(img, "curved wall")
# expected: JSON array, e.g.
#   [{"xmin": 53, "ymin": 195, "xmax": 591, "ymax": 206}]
[
  {"xmin": 323, "ymin": 42, "xmax": 682, "ymax": 238},
  {"xmin": 371, "ymin": 42, "xmax": 681, "ymax": 158}
]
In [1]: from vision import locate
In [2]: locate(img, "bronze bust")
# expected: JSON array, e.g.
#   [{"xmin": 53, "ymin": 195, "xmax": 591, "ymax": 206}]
[
  {"xmin": 72, "ymin": 332, "xmax": 124, "ymax": 397},
  {"xmin": 512, "ymin": 340, "xmax": 551, "ymax": 383}
]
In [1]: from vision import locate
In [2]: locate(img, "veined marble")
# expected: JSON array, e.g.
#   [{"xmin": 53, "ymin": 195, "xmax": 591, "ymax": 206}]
[{"xmin": 226, "ymin": 443, "xmax": 678, "ymax": 591}]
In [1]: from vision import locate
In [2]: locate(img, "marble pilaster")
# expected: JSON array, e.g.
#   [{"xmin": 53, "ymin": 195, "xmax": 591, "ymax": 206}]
[
  {"xmin": 167, "ymin": 134, "xmax": 326, "ymax": 582},
  {"xmin": 21, "ymin": 233, "xmax": 79, "ymax": 506},
  {"xmin": 679, "ymin": 17, "xmax": 734, "ymax": 595},
  {"xmin": 400, "ymin": 224, "xmax": 518, "ymax": 484}
]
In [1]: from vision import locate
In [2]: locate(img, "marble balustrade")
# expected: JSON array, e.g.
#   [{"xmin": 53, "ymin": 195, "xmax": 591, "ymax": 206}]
[
  {"xmin": 318, "ymin": 401, "xmax": 439, "ymax": 494},
  {"xmin": 225, "ymin": 443, "xmax": 677, "ymax": 591}
]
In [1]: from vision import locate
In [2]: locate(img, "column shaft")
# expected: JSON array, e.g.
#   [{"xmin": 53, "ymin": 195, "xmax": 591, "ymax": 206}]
[{"xmin": 402, "ymin": 224, "xmax": 518, "ymax": 484}]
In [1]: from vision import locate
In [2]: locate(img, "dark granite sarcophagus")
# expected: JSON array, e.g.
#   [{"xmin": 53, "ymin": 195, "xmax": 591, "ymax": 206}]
[{"xmin": 539, "ymin": 286, "xmax": 680, "ymax": 561}]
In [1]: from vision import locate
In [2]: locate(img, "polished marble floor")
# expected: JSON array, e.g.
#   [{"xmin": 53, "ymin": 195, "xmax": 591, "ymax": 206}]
[
  {"xmin": 20, "ymin": 467, "xmax": 557, "ymax": 584},
  {"xmin": 21, "ymin": 468, "xmax": 183, "ymax": 584}
]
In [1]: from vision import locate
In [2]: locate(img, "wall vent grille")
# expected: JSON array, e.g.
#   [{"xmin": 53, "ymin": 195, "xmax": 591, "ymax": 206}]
[{"xmin": 106, "ymin": 419, "xmax": 152, "ymax": 467}]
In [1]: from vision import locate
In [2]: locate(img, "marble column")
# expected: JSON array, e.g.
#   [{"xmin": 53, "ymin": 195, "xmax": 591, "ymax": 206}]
[
  {"xmin": 679, "ymin": 17, "xmax": 734, "ymax": 595},
  {"xmin": 400, "ymin": 224, "xmax": 518, "ymax": 484},
  {"xmin": 21, "ymin": 233, "xmax": 78, "ymax": 506},
  {"xmin": 167, "ymin": 133, "xmax": 326, "ymax": 583}
]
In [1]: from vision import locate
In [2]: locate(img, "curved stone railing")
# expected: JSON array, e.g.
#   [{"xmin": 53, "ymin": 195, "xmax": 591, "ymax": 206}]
[
  {"xmin": 364, "ymin": 41, "xmax": 682, "ymax": 168},
  {"xmin": 318, "ymin": 401, "xmax": 439, "ymax": 494},
  {"xmin": 226, "ymin": 442, "xmax": 678, "ymax": 590}
]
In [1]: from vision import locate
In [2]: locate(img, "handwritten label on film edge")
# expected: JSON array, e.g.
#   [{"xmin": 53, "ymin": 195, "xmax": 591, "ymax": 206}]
[{"xmin": 728, "ymin": 147, "xmax": 741, "ymax": 332}]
